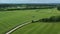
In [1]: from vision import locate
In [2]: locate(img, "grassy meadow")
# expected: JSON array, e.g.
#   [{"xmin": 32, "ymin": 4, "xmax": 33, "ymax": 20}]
[
  {"xmin": 12, "ymin": 23, "xmax": 60, "ymax": 34},
  {"xmin": 0, "ymin": 8, "xmax": 60, "ymax": 34}
]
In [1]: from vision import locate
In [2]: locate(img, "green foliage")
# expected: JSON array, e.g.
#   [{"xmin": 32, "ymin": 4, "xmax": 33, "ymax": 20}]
[
  {"xmin": 40, "ymin": 16, "xmax": 60, "ymax": 22},
  {"xmin": 0, "ymin": 4, "xmax": 55, "ymax": 11},
  {"xmin": 57, "ymin": 6, "xmax": 60, "ymax": 10}
]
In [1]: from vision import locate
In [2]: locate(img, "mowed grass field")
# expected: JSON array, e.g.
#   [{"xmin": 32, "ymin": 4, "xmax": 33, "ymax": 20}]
[
  {"xmin": 0, "ymin": 8, "xmax": 60, "ymax": 34},
  {"xmin": 12, "ymin": 23, "xmax": 60, "ymax": 34}
]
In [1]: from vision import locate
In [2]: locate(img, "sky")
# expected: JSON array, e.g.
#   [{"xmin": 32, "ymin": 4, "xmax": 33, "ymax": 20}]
[{"xmin": 0, "ymin": 0, "xmax": 60, "ymax": 4}]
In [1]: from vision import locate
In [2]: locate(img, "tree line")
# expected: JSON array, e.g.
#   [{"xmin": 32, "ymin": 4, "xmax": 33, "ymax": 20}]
[{"xmin": 0, "ymin": 4, "xmax": 57, "ymax": 11}]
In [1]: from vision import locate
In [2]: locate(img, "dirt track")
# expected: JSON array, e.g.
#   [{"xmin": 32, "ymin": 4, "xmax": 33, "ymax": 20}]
[{"xmin": 6, "ymin": 21, "xmax": 32, "ymax": 34}]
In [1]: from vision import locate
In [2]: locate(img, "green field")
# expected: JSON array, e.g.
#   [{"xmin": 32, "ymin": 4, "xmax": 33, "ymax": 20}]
[
  {"xmin": 0, "ymin": 8, "xmax": 60, "ymax": 34},
  {"xmin": 12, "ymin": 23, "xmax": 60, "ymax": 34}
]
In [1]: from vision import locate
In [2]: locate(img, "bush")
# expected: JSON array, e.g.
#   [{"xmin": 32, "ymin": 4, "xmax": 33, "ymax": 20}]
[
  {"xmin": 39, "ymin": 16, "xmax": 60, "ymax": 22},
  {"xmin": 31, "ymin": 20, "xmax": 39, "ymax": 23},
  {"xmin": 57, "ymin": 6, "xmax": 60, "ymax": 11},
  {"xmin": 31, "ymin": 20, "xmax": 35, "ymax": 23},
  {"xmin": 40, "ymin": 18, "xmax": 49, "ymax": 22}
]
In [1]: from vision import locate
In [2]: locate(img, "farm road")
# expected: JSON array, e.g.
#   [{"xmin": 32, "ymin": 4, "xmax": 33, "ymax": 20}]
[{"xmin": 6, "ymin": 21, "xmax": 32, "ymax": 34}]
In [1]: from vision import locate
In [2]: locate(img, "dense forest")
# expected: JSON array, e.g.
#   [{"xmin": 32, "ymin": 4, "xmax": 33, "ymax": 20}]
[{"xmin": 0, "ymin": 4, "xmax": 60, "ymax": 10}]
